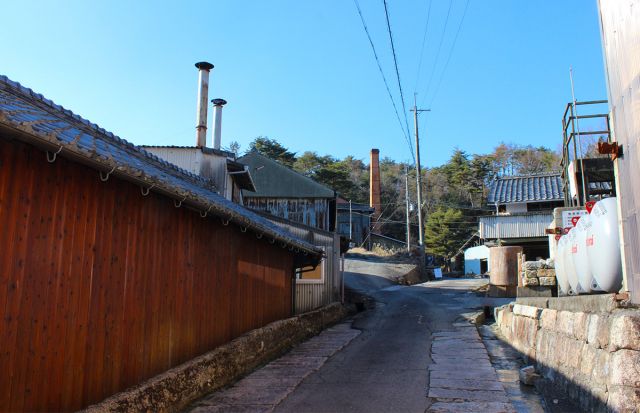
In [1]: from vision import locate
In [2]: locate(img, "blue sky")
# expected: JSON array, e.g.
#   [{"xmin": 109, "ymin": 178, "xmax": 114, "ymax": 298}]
[{"xmin": 1, "ymin": 1, "xmax": 607, "ymax": 167}]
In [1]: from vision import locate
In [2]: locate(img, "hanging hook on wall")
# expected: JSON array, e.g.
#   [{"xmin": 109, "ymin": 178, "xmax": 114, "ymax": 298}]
[
  {"xmin": 141, "ymin": 184, "xmax": 155, "ymax": 196},
  {"xmin": 46, "ymin": 145, "xmax": 63, "ymax": 163},
  {"xmin": 221, "ymin": 218, "xmax": 230, "ymax": 226},
  {"xmin": 240, "ymin": 226, "xmax": 247, "ymax": 233},
  {"xmin": 200, "ymin": 205, "xmax": 213, "ymax": 218},
  {"xmin": 174, "ymin": 196, "xmax": 187, "ymax": 208},
  {"xmin": 256, "ymin": 233, "xmax": 263, "ymax": 239},
  {"xmin": 99, "ymin": 166, "xmax": 117, "ymax": 182}
]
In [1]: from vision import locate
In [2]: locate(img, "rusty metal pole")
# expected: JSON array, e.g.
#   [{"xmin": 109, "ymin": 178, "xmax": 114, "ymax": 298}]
[{"xmin": 195, "ymin": 62, "xmax": 214, "ymax": 147}]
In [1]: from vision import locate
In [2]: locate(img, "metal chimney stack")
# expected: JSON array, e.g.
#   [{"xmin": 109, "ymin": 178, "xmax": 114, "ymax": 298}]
[
  {"xmin": 194, "ymin": 62, "xmax": 214, "ymax": 147},
  {"xmin": 211, "ymin": 98, "xmax": 227, "ymax": 150},
  {"xmin": 370, "ymin": 148, "xmax": 382, "ymax": 231}
]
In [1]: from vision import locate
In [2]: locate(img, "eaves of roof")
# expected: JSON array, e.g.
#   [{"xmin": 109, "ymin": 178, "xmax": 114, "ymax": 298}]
[{"xmin": 0, "ymin": 75, "xmax": 321, "ymax": 261}]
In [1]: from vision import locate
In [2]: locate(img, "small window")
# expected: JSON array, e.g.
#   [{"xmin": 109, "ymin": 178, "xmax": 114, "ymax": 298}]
[
  {"xmin": 296, "ymin": 247, "xmax": 325, "ymax": 284},
  {"xmin": 498, "ymin": 205, "xmax": 507, "ymax": 213}
]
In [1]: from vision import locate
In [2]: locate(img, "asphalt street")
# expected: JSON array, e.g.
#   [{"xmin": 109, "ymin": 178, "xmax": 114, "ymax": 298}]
[
  {"xmin": 275, "ymin": 257, "xmax": 506, "ymax": 413},
  {"xmin": 188, "ymin": 256, "xmax": 548, "ymax": 413}
]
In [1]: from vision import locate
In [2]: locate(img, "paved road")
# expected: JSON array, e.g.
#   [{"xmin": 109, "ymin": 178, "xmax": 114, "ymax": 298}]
[{"xmin": 188, "ymin": 257, "xmax": 545, "ymax": 413}]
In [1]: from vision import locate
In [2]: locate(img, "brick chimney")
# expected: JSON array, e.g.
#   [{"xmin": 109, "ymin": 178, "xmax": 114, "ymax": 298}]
[{"xmin": 370, "ymin": 149, "xmax": 381, "ymax": 232}]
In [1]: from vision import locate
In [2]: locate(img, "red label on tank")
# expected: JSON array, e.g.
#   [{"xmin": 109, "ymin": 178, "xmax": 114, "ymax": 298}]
[
  {"xmin": 555, "ymin": 234, "xmax": 561, "ymax": 241},
  {"xmin": 585, "ymin": 201, "xmax": 596, "ymax": 213},
  {"xmin": 571, "ymin": 216, "xmax": 580, "ymax": 226},
  {"xmin": 586, "ymin": 236, "xmax": 594, "ymax": 246}
]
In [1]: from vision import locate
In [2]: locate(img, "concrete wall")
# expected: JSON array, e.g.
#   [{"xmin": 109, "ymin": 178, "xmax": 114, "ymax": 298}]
[{"xmin": 495, "ymin": 301, "xmax": 640, "ymax": 412}]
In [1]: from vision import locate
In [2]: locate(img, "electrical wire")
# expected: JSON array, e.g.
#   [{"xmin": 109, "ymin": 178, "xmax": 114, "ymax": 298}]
[
  {"xmin": 413, "ymin": 0, "xmax": 433, "ymax": 94},
  {"xmin": 352, "ymin": 0, "xmax": 415, "ymax": 163},
  {"xmin": 382, "ymin": 0, "xmax": 414, "ymax": 157},
  {"xmin": 427, "ymin": 0, "xmax": 470, "ymax": 107},
  {"xmin": 420, "ymin": 0, "xmax": 453, "ymax": 105}
]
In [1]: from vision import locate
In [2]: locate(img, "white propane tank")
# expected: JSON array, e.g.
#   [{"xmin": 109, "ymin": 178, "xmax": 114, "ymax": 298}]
[
  {"xmin": 564, "ymin": 228, "xmax": 580, "ymax": 294},
  {"xmin": 586, "ymin": 197, "xmax": 623, "ymax": 292},
  {"xmin": 573, "ymin": 214, "xmax": 593, "ymax": 293},
  {"xmin": 555, "ymin": 236, "xmax": 570, "ymax": 295}
]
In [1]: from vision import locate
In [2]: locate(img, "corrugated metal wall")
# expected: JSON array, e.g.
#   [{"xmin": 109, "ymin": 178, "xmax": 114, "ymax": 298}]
[
  {"xmin": 337, "ymin": 209, "xmax": 371, "ymax": 247},
  {"xmin": 0, "ymin": 138, "xmax": 295, "ymax": 412},
  {"xmin": 264, "ymin": 216, "xmax": 341, "ymax": 313},
  {"xmin": 245, "ymin": 198, "xmax": 331, "ymax": 231},
  {"xmin": 479, "ymin": 213, "xmax": 553, "ymax": 239},
  {"xmin": 143, "ymin": 147, "xmax": 229, "ymax": 197},
  {"xmin": 599, "ymin": 0, "xmax": 640, "ymax": 303}
]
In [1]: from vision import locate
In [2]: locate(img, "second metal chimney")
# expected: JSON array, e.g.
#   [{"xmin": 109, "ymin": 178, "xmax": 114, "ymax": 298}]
[
  {"xmin": 195, "ymin": 61, "xmax": 214, "ymax": 147},
  {"xmin": 211, "ymin": 98, "xmax": 227, "ymax": 150}
]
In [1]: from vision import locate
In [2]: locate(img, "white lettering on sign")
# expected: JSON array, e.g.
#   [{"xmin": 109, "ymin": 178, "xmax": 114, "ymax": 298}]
[{"xmin": 561, "ymin": 210, "xmax": 588, "ymax": 228}]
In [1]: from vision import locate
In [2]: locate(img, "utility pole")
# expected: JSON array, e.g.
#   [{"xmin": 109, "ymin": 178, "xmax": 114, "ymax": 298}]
[
  {"xmin": 411, "ymin": 96, "xmax": 430, "ymax": 252},
  {"xmin": 405, "ymin": 166, "xmax": 411, "ymax": 252},
  {"xmin": 349, "ymin": 200, "xmax": 353, "ymax": 240}
]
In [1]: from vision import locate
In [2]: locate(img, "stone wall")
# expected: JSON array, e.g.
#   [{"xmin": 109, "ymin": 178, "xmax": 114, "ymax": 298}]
[
  {"xmin": 84, "ymin": 303, "xmax": 347, "ymax": 413},
  {"xmin": 495, "ymin": 302, "xmax": 640, "ymax": 412},
  {"xmin": 521, "ymin": 259, "xmax": 556, "ymax": 288}
]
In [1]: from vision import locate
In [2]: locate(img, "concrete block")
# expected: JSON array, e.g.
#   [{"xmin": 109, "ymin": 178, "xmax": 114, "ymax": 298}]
[
  {"xmin": 557, "ymin": 311, "xmax": 575, "ymax": 337},
  {"xmin": 513, "ymin": 304, "xmax": 541, "ymax": 319},
  {"xmin": 540, "ymin": 309, "xmax": 558, "ymax": 331},
  {"xmin": 524, "ymin": 269, "xmax": 538, "ymax": 278},
  {"xmin": 592, "ymin": 348, "xmax": 610, "ymax": 385},
  {"xmin": 609, "ymin": 349, "xmax": 640, "ymax": 387},
  {"xmin": 566, "ymin": 339, "xmax": 583, "ymax": 370},
  {"xmin": 538, "ymin": 276, "xmax": 556, "ymax": 286},
  {"xmin": 517, "ymin": 286, "xmax": 555, "ymax": 298},
  {"xmin": 609, "ymin": 311, "xmax": 640, "ymax": 351},
  {"xmin": 608, "ymin": 385, "xmax": 640, "ymax": 413},
  {"xmin": 586, "ymin": 314, "xmax": 610, "ymax": 350},
  {"xmin": 522, "ymin": 277, "xmax": 539, "ymax": 286},
  {"xmin": 573, "ymin": 312, "xmax": 588, "ymax": 342},
  {"xmin": 524, "ymin": 261, "xmax": 541, "ymax": 270},
  {"xmin": 579, "ymin": 343, "xmax": 597, "ymax": 376}
]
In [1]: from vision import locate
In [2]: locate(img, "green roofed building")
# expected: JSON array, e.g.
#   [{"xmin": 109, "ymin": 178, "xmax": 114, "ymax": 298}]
[{"xmin": 238, "ymin": 151, "xmax": 337, "ymax": 231}]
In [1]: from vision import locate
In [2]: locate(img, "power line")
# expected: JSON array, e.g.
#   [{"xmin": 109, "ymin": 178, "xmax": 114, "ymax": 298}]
[
  {"xmin": 382, "ymin": 0, "xmax": 413, "ymax": 155},
  {"xmin": 413, "ymin": 0, "xmax": 433, "ymax": 94},
  {"xmin": 420, "ymin": 0, "xmax": 453, "ymax": 105},
  {"xmin": 427, "ymin": 0, "xmax": 470, "ymax": 107},
  {"xmin": 352, "ymin": 0, "xmax": 415, "ymax": 163}
]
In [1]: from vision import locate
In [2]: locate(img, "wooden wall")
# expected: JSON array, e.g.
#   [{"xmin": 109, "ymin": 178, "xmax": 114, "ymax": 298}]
[
  {"xmin": 598, "ymin": 0, "xmax": 640, "ymax": 303},
  {"xmin": 0, "ymin": 137, "xmax": 294, "ymax": 411},
  {"xmin": 244, "ymin": 197, "xmax": 332, "ymax": 231}
]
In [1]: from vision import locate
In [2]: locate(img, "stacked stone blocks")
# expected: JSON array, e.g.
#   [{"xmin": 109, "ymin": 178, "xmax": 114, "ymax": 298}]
[
  {"xmin": 521, "ymin": 259, "xmax": 557, "ymax": 287},
  {"xmin": 495, "ymin": 303, "xmax": 640, "ymax": 412}
]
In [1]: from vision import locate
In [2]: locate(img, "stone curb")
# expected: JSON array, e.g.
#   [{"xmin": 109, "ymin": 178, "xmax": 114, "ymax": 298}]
[{"xmin": 83, "ymin": 303, "xmax": 347, "ymax": 413}]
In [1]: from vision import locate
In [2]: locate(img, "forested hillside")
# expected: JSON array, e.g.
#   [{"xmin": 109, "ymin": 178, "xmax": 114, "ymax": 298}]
[{"xmin": 230, "ymin": 138, "xmax": 561, "ymax": 260}]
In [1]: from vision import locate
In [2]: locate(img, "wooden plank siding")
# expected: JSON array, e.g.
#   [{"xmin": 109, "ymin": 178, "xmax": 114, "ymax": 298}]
[
  {"xmin": 244, "ymin": 197, "xmax": 331, "ymax": 231},
  {"xmin": 258, "ymin": 213, "xmax": 342, "ymax": 313},
  {"xmin": 598, "ymin": 0, "xmax": 640, "ymax": 303},
  {"xmin": 0, "ymin": 137, "xmax": 294, "ymax": 412}
]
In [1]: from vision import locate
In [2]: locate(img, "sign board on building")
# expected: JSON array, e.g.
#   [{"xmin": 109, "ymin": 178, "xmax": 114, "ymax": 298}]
[{"xmin": 561, "ymin": 209, "xmax": 588, "ymax": 228}]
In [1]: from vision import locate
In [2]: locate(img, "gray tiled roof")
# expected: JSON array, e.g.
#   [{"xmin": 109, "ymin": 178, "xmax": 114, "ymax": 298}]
[
  {"xmin": 487, "ymin": 173, "xmax": 564, "ymax": 204},
  {"xmin": 0, "ymin": 75, "xmax": 321, "ymax": 258}
]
